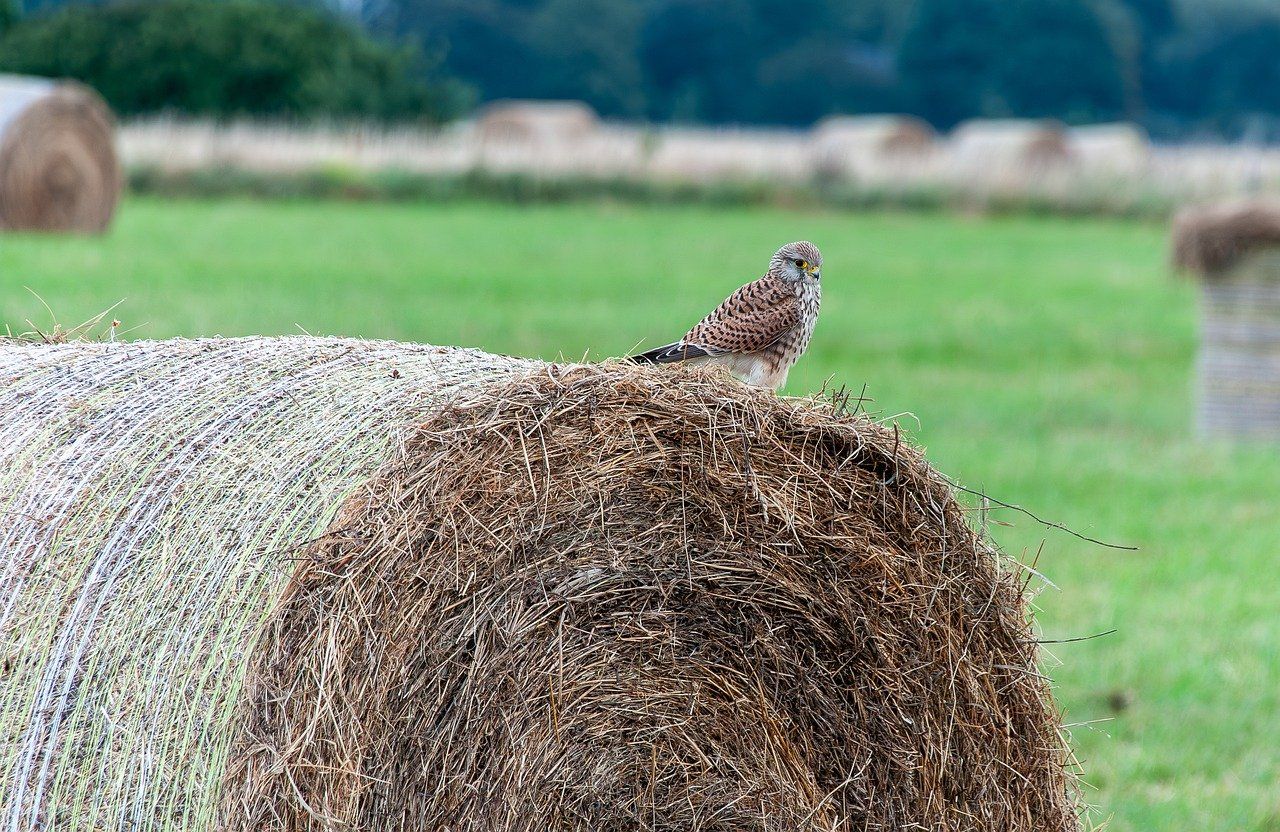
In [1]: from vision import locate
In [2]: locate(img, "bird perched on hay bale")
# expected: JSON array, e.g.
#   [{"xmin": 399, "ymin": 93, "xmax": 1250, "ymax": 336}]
[
  {"xmin": 630, "ymin": 241, "xmax": 822, "ymax": 390},
  {"xmin": 0, "ymin": 337, "xmax": 1082, "ymax": 832}
]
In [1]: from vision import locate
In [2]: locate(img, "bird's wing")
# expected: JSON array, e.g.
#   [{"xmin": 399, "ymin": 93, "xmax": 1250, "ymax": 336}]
[{"xmin": 682, "ymin": 277, "xmax": 800, "ymax": 356}]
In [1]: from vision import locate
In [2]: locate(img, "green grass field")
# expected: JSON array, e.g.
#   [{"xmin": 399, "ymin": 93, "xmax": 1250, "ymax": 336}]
[{"xmin": 3, "ymin": 198, "xmax": 1278, "ymax": 831}]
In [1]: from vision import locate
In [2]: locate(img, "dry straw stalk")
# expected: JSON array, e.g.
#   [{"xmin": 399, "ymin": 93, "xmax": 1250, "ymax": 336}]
[{"xmin": 1, "ymin": 336, "xmax": 1081, "ymax": 831}]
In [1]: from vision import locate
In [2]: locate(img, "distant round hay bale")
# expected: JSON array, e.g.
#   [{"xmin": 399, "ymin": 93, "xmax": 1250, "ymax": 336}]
[
  {"xmin": 0, "ymin": 337, "xmax": 1081, "ymax": 832},
  {"xmin": 1068, "ymin": 123, "xmax": 1149, "ymax": 172},
  {"xmin": 1173, "ymin": 200, "xmax": 1280, "ymax": 437},
  {"xmin": 476, "ymin": 99, "xmax": 600, "ymax": 145},
  {"xmin": 951, "ymin": 119, "xmax": 1072, "ymax": 171},
  {"xmin": 811, "ymin": 114, "xmax": 936, "ymax": 173},
  {"xmin": 644, "ymin": 127, "xmax": 811, "ymax": 182},
  {"xmin": 0, "ymin": 75, "xmax": 121, "ymax": 233},
  {"xmin": 1171, "ymin": 198, "xmax": 1280, "ymax": 277}
]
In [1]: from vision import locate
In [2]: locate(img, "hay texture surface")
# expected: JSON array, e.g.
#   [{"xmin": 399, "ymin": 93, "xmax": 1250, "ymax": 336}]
[
  {"xmin": 0, "ymin": 337, "xmax": 533, "ymax": 831},
  {"xmin": 0, "ymin": 336, "xmax": 1080, "ymax": 831},
  {"xmin": 0, "ymin": 75, "xmax": 121, "ymax": 233},
  {"xmin": 222, "ymin": 367, "xmax": 1079, "ymax": 830},
  {"xmin": 1172, "ymin": 198, "xmax": 1280, "ymax": 277}
]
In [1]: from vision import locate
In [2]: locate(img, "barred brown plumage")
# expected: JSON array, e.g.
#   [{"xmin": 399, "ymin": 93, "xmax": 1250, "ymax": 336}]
[{"xmin": 629, "ymin": 241, "xmax": 822, "ymax": 390}]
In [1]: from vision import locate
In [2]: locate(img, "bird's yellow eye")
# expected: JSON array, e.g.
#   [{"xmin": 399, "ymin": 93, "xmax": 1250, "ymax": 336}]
[{"xmin": 796, "ymin": 260, "xmax": 808, "ymax": 270}]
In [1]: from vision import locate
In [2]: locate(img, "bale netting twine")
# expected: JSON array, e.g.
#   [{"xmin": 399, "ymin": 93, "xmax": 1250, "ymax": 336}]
[
  {"xmin": 0, "ymin": 75, "xmax": 121, "ymax": 233},
  {"xmin": 0, "ymin": 336, "xmax": 1082, "ymax": 832}
]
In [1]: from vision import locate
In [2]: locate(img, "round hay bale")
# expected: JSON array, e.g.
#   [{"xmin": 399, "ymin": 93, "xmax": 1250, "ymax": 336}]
[
  {"xmin": 1173, "ymin": 200, "xmax": 1280, "ymax": 437},
  {"xmin": 476, "ymin": 100, "xmax": 600, "ymax": 145},
  {"xmin": 644, "ymin": 127, "xmax": 811, "ymax": 183},
  {"xmin": 1068, "ymin": 123, "xmax": 1149, "ymax": 172},
  {"xmin": 811, "ymin": 114, "xmax": 936, "ymax": 174},
  {"xmin": 950, "ymin": 119, "xmax": 1073, "ymax": 171},
  {"xmin": 0, "ymin": 75, "xmax": 121, "ymax": 233},
  {"xmin": 1171, "ymin": 198, "xmax": 1280, "ymax": 277},
  {"xmin": 0, "ymin": 337, "xmax": 1081, "ymax": 832}
]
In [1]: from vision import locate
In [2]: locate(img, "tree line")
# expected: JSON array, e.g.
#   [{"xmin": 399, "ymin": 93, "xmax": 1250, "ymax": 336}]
[{"xmin": 1, "ymin": 0, "xmax": 1278, "ymax": 139}]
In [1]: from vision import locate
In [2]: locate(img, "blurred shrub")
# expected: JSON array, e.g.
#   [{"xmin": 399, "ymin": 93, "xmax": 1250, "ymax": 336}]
[
  {"xmin": 1147, "ymin": 9, "xmax": 1280, "ymax": 140},
  {"xmin": 899, "ymin": 0, "xmax": 1126, "ymax": 128},
  {"xmin": 0, "ymin": 0, "xmax": 471, "ymax": 122}
]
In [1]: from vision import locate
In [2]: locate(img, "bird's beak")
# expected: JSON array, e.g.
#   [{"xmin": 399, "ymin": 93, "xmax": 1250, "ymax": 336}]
[{"xmin": 809, "ymin": 268, "xmax": 820, "ymax": 280}]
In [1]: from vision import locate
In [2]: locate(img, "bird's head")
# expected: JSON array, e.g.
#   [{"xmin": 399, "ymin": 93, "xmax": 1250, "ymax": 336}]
[{"xmin": 771, "ymin": 241, "xmax": 822, "ymax": 284}]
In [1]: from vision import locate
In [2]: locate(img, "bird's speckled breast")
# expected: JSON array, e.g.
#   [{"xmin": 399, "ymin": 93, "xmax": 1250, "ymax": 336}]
[{"xmin": 763, "ymin": 280, "xmax": 821, "ymax": 388}]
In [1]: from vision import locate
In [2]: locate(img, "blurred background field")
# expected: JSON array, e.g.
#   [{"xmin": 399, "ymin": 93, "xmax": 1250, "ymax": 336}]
[
  {"xmin": 6, "ymin": 0, "xmax": 1280, "ymax": 219},
  {"xmin": 3, "ymin": 197, "xmax": 1280, "ymax": 830}
]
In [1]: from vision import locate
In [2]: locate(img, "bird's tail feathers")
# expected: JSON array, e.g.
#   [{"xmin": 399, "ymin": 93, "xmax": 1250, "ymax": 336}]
[{"xmin": 628, "ymin": 342, "xmax": 714, "ymax": 364}]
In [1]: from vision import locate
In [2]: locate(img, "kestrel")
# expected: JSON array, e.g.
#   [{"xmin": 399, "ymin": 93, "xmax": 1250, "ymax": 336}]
[{"xmin": 630, "ymin": 241, "xmax": 822, "ymax": 390}]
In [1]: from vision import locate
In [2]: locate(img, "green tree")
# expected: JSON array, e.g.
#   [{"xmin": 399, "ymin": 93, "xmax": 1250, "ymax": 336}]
[
  {"xmin": 1092, "ymin": 3, "xmax": 1139, "ymax": 101},
  {"xmin": 0, "ymin": 0, "xmax": 469, "ymax": 121},
  {"xmin": 388, "ymin": 0, "xmax": 541, "ymax": 105},
  {"xmin": 755, "ymin": 38, "xmax": 901, "ymax": 124},
  {"xmin": 0, "ymin": 0, "xmax": 17, "ymax": 35},
  {"xmin": 899, "ymin": 0, "xmax": 1125, "ymax": 127},
  {"xmin": 526, "ymin": 0, "xmax": 644, "ymax": 116},
  {"xmin": 997, "ymin": 0, "xmax": 1126, "ymax": 122},
  {"xmin": 897, "ymin": 0, "xmax": 1002, "ymax": 127},
  {"xmin": 1148, "ymin": 10, "xmax": 1280, "ymax": 138},
  {"xmin": 638, "ymin": 0, "xmax": 764, "ymax": 122},
  {"xmin": 1121, "ymin": 0, "xmax": 1176, "ymax": 38}
]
